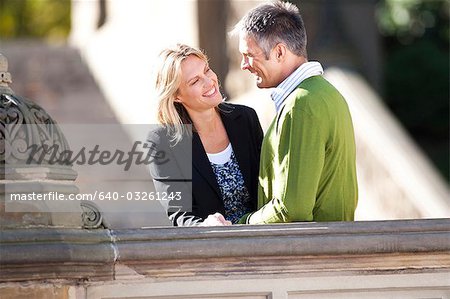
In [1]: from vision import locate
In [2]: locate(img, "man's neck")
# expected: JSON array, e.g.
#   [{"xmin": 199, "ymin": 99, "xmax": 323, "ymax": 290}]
[{"xmin": 278, "ymin": 55, "xmax": 308, "ymax": 86}]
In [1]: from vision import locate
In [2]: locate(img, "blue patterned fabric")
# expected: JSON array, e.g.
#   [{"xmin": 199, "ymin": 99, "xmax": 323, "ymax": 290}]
[{"xmin": 210, "ymin": 152, "xmax": 253, "ymax": 223}]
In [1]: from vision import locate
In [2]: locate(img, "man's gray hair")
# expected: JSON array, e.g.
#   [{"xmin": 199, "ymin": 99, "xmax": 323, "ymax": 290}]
[{"xmin": 231, "ymin": 1, "xmax": 307, "ymax": 59}]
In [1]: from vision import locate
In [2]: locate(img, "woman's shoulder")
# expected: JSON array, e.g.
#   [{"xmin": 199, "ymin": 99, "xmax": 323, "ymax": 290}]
[
  {"xmin": 147, "ymin": 124, "xmax": 169, "ymax": 142},
  {"xmin": 219, "ymin": 102, "xmax": 257, "ymax": 117}
]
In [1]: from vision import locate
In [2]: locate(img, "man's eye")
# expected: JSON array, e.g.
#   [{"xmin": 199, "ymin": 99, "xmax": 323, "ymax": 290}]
[{"xmin": 191, "ymin": 79, "xmax": 199, "ymax": 85}]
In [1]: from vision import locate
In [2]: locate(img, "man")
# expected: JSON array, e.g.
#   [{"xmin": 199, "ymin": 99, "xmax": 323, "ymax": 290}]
[{"xmin": 232, "ymin": 1, "xmax": 358, "ymax": 224}]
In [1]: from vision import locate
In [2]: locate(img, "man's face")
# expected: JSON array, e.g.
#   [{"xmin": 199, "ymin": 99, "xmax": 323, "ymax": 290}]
[{"xmin": 238, "ymin": 34, "xmax": 282, "ymax": 88}]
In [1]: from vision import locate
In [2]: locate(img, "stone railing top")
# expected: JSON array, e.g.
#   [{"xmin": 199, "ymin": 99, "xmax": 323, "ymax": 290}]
[
  {"xmin": 1, "ymin": 218, "xmax": 450, "ymax": 283},
  {"xmin": 1, "ymin": 218, "xmax": 449, "ymax": 265}
]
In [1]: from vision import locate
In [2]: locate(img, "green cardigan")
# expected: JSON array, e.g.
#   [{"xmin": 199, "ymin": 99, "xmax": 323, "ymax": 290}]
[{"xmin": 241, "ymin": 76, "xmax": 358, "ymax": 223}]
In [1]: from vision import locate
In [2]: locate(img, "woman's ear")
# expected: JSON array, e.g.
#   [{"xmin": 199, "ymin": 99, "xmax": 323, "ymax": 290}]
[{"xmin": 174, "ymin": 97, "xmax": 182, "ymax": 103}]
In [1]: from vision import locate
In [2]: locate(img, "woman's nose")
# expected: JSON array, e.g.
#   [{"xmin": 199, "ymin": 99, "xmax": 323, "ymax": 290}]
[{"xmin": 205, "ymin": 71, "xmax": 217, "ymax": 84}]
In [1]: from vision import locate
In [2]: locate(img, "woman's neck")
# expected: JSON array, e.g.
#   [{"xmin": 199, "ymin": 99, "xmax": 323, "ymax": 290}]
[
  {"xmin": 187, "ymin": 107, "xmax": 221, "ymax": 134},
  {"xmin": 186, "ymin": 106, "xmax": 229, "ymax": 153}
]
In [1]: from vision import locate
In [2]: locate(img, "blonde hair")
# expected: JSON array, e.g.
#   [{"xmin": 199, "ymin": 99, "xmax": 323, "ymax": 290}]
[{"xmin": 154, "ymin": 44, "xmax": 208, "ymax": 144}]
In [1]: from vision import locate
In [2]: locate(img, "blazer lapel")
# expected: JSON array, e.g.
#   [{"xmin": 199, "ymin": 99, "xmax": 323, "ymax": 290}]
[
  {"xmin": 221, "ymin": 108, "xmax": 252, "ymax": 190},
  {"xmin": 192, "ymin": 132, "xmax": 221, "ymax": 197}
]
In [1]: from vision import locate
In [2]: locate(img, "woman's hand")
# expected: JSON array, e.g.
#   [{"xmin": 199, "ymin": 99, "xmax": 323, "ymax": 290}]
[{"xmin": 200, "ymin": 213, "xmax": 232, "ymax": 226}]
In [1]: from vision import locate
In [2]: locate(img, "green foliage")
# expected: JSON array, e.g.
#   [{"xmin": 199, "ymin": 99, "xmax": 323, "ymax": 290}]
[
  {"xmin": 385, "ymin": 40, "xmax": 449, "ymax": 134},
  {"xmin": 0, "ymin": 0, "xmax": 71, "ymax": 40},
  {"xmin": 378, "ymin": 0, "xmax": 449, "ymax": 180},
  {"xmin": 377, "ymin": 0, "xmax": 449, "ymax": 45}
]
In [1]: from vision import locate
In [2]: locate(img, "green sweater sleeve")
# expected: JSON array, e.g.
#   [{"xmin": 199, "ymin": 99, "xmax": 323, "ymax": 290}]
[{"xmin": 247, "ymin": 101, "xmax": 328, "ymax": 224}]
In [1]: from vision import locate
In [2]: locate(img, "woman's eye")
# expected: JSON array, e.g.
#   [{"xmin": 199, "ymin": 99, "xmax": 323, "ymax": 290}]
[{"xmin": 191, "ymin": 79, "xmax": 199, "ymax": 85}]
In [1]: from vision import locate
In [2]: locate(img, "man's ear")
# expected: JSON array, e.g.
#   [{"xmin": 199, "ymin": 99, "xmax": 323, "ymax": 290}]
[
  {"xmin": 174, "ymin": 97, "xmax": 182, "ymax": 103},
  {"xmin": 274, "ymin": 43, "xmax": 287, "ymax": 62}
]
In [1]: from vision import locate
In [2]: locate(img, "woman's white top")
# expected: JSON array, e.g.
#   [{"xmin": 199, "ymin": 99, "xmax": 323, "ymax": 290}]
[{"xmin": 206, "ymin": 143, "xmax": 232, "ymax": 165}]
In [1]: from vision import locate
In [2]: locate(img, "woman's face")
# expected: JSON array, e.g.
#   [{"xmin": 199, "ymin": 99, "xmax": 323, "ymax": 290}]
[{"xmin": 176, "ymin": 55, "xmax": 222, "ymax": 112}]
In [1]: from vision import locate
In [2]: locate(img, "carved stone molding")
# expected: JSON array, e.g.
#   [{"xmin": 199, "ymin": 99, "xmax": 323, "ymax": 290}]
[
  {"xmin": 1, "ymin": 93, "xmax": 73, "ymax": 167},
  {"xmin": 0, "ymin": 53, "xmax": 74, "ymax": 172},
  {"xmin": 0, "ymin": 52, "xmax": 80, "ymax": 228},
  {"xmin": 0, "ymin": 53, "xmax": 12, "ymax": 86},
  {"xmin": 0, "ymin": 219, "xmax": 449, "ymax": 282},
  {"xmin": 81, "ymin": 201, "xmax": 104, "ymax": 229}
]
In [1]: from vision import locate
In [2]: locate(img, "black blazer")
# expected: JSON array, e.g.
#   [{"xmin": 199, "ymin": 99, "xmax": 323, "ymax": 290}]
[{"xmin": 147, "ymin": 103, "xmax": 263, "ymax": 226}]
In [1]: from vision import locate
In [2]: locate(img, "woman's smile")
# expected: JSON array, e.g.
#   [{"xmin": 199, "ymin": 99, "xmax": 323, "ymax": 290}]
[{"xmin": 203, "ymin": 86, "xmax": 217, "ymax": 97}]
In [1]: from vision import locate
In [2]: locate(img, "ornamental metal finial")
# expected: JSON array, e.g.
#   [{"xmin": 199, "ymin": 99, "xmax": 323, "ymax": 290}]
[{"xmin": 0, "ymin": 53, "xmax": 13, "ymax": 87}]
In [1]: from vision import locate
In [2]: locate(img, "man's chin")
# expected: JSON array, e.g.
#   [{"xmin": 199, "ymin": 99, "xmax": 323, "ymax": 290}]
[
  {"xmin": 256, "ymin": 77, "xmax": 265, "ymax": 88},
  {"xmin": 256, "ymin": 81, "xmax": 269, "ymax": 89}
]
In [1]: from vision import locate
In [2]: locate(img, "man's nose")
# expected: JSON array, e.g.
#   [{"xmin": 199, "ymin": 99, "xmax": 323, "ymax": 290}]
[{"xmin": 241, "ymin": 57, "xmax": 250, "ymax": 70}]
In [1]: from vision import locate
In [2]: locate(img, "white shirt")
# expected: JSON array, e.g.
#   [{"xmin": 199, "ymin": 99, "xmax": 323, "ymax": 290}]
[{"xmin": 207, "ymin": 143, "xmax": 233, "ymax": 165}]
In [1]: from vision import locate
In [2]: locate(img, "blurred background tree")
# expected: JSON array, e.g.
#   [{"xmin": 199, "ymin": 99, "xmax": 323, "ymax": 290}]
[
  {"xmin": 0, "ymin": 0, "xmax": 70, "ymax": 41},
  {"xmin": 377, "ymin": 0, "xmax": 449, "ymax": 181}
]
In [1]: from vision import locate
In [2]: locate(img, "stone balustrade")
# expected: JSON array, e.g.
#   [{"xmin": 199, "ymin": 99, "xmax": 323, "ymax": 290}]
[{"xmin": 1, "ymin": 218, "xmax": 449, "ymax": 298}]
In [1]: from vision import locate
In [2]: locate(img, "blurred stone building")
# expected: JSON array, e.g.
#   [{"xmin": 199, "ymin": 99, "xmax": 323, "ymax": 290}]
[{"xmin": 67, "ymin": 0, "xmax": 449, "ymax": 220}]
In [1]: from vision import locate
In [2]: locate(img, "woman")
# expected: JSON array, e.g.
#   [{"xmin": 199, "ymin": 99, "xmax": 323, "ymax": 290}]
[{"xmin": 148, "ymin": 44, "xmax": 263, "ymax": 226}]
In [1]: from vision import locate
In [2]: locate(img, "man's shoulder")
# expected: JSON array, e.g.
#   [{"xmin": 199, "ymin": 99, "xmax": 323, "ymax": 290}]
[
  {"xmin": 291, "ymin": 76, "xmax": 343, "ymax": 104},
  {"xmin": 294, "ymin": 75, "xmax": 331, "ymax": 92},
  {"xmin": 279, "ymin": 76, "xmax": 342, "ymax": 118},
  {"xmin": 296, "ymin": 76, "xmax": 341, "ymax": 97}
]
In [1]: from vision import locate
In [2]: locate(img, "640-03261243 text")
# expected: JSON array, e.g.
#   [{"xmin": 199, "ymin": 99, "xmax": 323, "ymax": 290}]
[{"xmin": 8, "ymin": 191, "xmax": 182, "ymax": 201}]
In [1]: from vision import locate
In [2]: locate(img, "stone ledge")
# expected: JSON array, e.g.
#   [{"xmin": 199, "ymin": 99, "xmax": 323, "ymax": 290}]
[
  {"xmin": 0, "ymin": 218, "xmax": 449, "ymax": 282},
  {"xmin": 114, "ymin": 218, "xmax": 450, "ymax": 260},
  {"xmin": 0, "ymin": 228, "xmax": 115, "ymax": 282},
  {"xmin": 116, "ymin": 252, "xmax": 450, "ymax": 281}
]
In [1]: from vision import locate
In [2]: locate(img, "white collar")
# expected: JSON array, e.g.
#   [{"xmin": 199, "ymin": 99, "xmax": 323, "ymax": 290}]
[{"xmin": 271, "ymin": 61, "xmax": 324, "ymax": 112}]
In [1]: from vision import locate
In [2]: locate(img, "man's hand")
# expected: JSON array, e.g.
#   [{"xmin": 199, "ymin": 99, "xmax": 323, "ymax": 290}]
[{"xmin": 200, "ymin": 213, "xmax": 232, "ymax": 226}]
